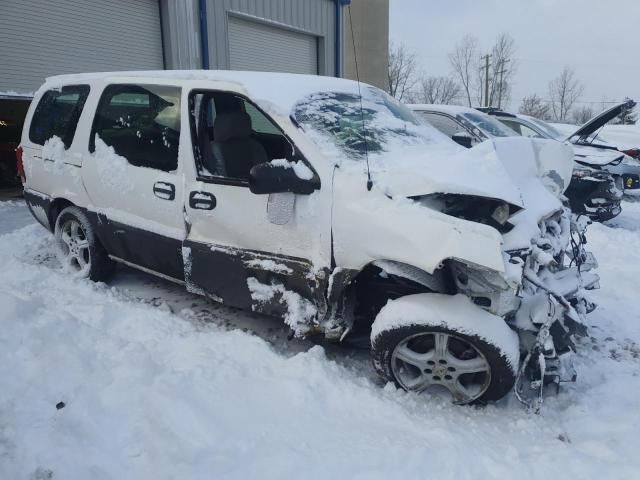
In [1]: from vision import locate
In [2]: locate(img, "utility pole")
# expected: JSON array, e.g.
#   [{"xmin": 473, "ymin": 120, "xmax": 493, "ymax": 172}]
[
  {"xmin": 480, "ymin": 54, "xmax": 491, "ymax": 107},
  {"xmin": 496, "ymin": 59, "xmax": 510, "ymax": 109}
]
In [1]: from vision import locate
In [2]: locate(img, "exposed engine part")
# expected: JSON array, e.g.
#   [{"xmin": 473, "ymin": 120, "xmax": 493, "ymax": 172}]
[
  {"xmin": 565, "ymin": 169, "xmax": 623, "ymax": 222},
  {"xmin": 414, "ymin": 193, "xmax": 521, "ymax": 233},
  {"xmin": 449, "ymin": 259, "xmax": 521, "ymax": 317},
  {"xmin": 513, "ymin": 210, "xmax": 596, "ymax": 411}
]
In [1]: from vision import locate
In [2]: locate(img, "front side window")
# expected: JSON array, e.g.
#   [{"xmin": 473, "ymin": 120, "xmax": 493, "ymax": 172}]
[
  {"xmin": 460, "ymin": 111, "xmax": 517, "ymax": 138},
  {"xmin": 419, "ymin": 112, "xmax": 467, "ymax": 139},
  {"xmin": 500, "ymin": 119, "xmax": 523, "ymax": 135},
  {"xmin": 516, "ymin": 121, "xmax": 543, "ymax": 138},
  {"xmin": 29, "ymin": 85, "xmax": 90, "ymax": 148},
  {"xmin": 190, "ymin": 91, "xmax": 296, "ymax": 182},
  {"xmin": 90, "ymin": 84, "xmax": 180, "ymax": 172},
  {"xmin": 525, "ymin": 117, "xmax": 565, "ymax": 140}
]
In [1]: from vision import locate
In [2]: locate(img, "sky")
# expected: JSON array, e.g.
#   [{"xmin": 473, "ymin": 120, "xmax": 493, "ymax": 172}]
[{"xmin": 389, "ymin": 0, "xmax": 640, "ymax": 112}]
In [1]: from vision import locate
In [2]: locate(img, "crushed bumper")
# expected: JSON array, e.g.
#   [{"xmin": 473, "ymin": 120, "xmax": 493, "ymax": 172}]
[
  {"xmin": 513, "ymin": 210, "xmax": 598, "ymax": 409},
  {"xmin": 455, "ymin": 208, "xmax": 598, "ymax": 409},
  {"xmin": 566, "ymin": 172, "xmax": 623, "ymax": 222}
]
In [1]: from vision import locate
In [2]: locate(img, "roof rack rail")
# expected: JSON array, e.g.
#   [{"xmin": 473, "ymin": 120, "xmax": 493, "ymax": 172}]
[{"xmin": 475, "ymin": 107, "xmax": 516, "ymax": 118}]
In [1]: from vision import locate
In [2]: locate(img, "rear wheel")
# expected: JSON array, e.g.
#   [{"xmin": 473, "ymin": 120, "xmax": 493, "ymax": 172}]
[{"xmin": 54, "ymin": 206, "xmax": 114, "ymax": 281}]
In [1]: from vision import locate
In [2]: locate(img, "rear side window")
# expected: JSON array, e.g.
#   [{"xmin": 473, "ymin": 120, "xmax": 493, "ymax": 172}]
[
  {"xmin": 90, "ymin": 84, "xmax": 181, "ymax": 172},
  {"xmin": 28, "ymin": 85, "xmax": 90, "ymax": 148}
]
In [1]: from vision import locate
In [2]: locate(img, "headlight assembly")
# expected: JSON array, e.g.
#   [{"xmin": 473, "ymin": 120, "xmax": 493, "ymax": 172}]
[{"xmin": 413, "ymin": 193, "xmax": 520, "ymax": 233}]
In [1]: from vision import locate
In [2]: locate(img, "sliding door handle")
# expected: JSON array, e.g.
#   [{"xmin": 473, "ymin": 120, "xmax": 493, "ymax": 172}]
[{"xmin": 153, "ymin": 182, "xmax": 175, "ymax": 201}]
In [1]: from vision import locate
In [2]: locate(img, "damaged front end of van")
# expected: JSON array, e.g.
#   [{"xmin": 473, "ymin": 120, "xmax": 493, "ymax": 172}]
[{"xmin": 293, "ymin": 88, "xmax": 599, "ymax": 407}]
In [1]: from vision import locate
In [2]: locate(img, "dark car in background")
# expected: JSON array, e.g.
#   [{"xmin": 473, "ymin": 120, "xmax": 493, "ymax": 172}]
[{"xmin": 0, "ymin": 120, "xmax": 21, "ymax": 187}]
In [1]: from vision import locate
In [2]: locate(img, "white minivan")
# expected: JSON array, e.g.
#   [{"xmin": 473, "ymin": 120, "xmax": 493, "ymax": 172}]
[{"xmin": 19, "ymin": 71, "xmax": 598, "ymax": 405}]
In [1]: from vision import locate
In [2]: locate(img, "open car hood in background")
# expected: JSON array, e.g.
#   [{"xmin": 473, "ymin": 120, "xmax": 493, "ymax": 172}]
[{"xmin": 567, "ymin": 99, "xmax": 637, "ymax": 142}]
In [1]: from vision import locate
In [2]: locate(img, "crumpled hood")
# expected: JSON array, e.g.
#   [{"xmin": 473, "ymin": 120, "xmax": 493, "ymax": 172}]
[
  {"xmin": 572, "ymin": 143, "xmax": 625, "ymax": 166},
  {"xmin": 374, "ymin": 137, "xmax": 573, "ymax": 208},
  {"xmin": 373, "ymin": 142, "xmax": 524, "ymax": 207}
]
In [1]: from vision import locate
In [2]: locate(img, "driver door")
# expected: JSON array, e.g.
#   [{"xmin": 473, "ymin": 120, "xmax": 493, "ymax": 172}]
[{"xmin": 182, "ymin": 89, "xmax": 332, "ymax": 324}]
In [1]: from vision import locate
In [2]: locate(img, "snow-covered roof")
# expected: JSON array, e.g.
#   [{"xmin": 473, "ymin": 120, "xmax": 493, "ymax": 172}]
[
  {"xmin": 44, "ymin": 70, "xmax": 367, "ymax": 116},
  {"xmin": 408, "ymin": 104, "xmax": 478, "ymax": 115}
]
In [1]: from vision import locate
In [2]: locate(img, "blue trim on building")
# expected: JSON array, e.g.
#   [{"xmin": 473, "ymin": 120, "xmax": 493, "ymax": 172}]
[
  {"xmin": 334, "ymin": 0, "xmax": 350, "ymax": 77},
  {"xmin": 199, "ymin": 0, "xmax": 210, "ymax": 69}
]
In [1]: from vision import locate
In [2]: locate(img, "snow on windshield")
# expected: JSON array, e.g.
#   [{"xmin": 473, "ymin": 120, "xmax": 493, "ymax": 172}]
[
  {"xmin": 461, "ymin": 111, "xmax": 518, "ymax": 138},
  {"xmin": 292, "ymin": 87, "xmax": 449, "ymax": 160}
]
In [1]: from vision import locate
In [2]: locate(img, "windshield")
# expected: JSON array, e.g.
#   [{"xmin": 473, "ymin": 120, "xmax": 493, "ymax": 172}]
[
  {"xmin": 523, "ymin": 116, "xmax": 564, "ymax": 140},
  {"xmin": 292, "ymin": 87, "xmax": 448, "ymax": 159},
  {"xmin": 460, "ymin": 111, "xmax": 517, "ymax": 138}
]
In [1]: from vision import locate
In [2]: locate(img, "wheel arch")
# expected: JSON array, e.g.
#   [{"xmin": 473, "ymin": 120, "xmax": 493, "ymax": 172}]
[
  {"xmin": 48, "ymin": 197, "xmax": 76, "ymax": 231},
  {"xmin": 325, "ymin": 260, "xmax": 456, "ymax": 336}
]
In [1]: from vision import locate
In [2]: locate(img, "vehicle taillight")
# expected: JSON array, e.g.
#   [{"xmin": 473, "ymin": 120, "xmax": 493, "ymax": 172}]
[
  {"xmin": 622, "ymin": 148, "xmax": 640, "ymax": 159},
  {"xmin": 15, "ymin": 145, "xmax": 25, "ymax": 182}
]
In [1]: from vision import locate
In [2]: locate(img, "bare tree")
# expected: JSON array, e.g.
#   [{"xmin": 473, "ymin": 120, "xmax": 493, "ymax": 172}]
[
  {"xmin": 571, "ymin": 106, "xmax": 595, "ymax": 125},
  {"xmin": 449, "ymin": 36, "xmax": 479, "ymax": 107},
  {"xmin": 388, "ymin": 42, "xmax": 417, "ymax": 101},
  {"xmin": 411, "ymin": 76, "xmax": 461, "ymax": 105},
  {"xmin": 548, "ymin": 66, "xmax": 585, "ymax": 121},
  {"xmin": 518, "ymin": 94, "xmax": 551, "ymax": 119},
  {"xmin": 449, "ymin": 33, "xmax": 516, "ymax": 108},
  {"xmin": 488, "ymin": 33, "xmax": 517, "ymax": 108}
]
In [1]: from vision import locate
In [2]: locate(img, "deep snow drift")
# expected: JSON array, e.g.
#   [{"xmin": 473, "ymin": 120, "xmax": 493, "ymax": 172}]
[{"xmin": 1, "ymin": 200, "xmax": 639, "ymax": 479}]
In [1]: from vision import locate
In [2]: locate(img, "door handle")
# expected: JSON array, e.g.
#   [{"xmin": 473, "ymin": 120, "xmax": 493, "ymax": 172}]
[
  {"xmin": 189, "ymin": 191, "xmax": 216, "ymax": 210},
  {"xmin": 153, "ymin": 182, "xmax": 175, "ymax": 201}
]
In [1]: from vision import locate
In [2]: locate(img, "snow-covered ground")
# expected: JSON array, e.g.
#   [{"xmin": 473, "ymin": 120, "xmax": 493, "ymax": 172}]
[{"xmin": 1, "ymin": 199, "xmax": 639, "ymax": 479}]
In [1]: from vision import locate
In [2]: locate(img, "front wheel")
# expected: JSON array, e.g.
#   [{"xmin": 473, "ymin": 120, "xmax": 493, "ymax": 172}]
[
  {"xmin": 371, "ymin": 294, "xmax": 519, "ymax": 405},
  {"xmin": 54, "ymin": 206, "xmax": 114, "ymax": 282}
]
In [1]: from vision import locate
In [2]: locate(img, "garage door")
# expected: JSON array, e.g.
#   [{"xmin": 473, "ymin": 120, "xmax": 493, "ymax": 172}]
[
  {"xmin": 0, "ymin": 0, "xmax": 164, "ymax": 94},
  {"xmin": 228, "ymin": 17, "xmax": 318, "ymax": 75}
]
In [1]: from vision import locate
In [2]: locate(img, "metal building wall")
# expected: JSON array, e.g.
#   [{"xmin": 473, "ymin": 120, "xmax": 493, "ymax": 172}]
[
  {"xmin": 162, "ymin": 0, "xmax": 337, "ymax": 75},
  {"xmin": 343, "ymin": 0, "xmax": 389, "ymax": 90},
  {"xmin": 160, "ymin": 0, "xmax": 202, "ymax": 69},
  {"xmin": 0, "ymin": 0, "xmax": 164, "ymax": 94}
]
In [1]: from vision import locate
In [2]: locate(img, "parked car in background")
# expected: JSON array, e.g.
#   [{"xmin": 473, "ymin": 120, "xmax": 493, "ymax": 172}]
[
  {"xmin": 481, "ymin": 105, "xmax": 640, "ymax": 191},
  {"xmin": 566, "ymin": 100, "xmax": 640, "ymax": 188},
  {"xmin": 19, "ymin": 71, "xmax": 597, "ymax": 406},
  {"xmin": 0, "ymin": 120, "xmax": 21, "ymax": 187},
  {"xmin": 410, "ymin": 104, "xmax": 623, "ymax": 222}
]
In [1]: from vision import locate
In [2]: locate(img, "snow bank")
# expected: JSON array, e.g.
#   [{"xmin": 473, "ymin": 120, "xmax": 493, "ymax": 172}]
[{"xmin": 1, "ymin": 203, "xmax": 640, "ymax": 479}]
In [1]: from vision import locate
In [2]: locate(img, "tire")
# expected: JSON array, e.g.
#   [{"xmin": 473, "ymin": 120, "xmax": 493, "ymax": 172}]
[
  {"xmin": 54, "ymin": 206, "xmax": 114, "ymax": 282},
  {"xmin": 371, "ymin": 294, "xmax": 518, "ymax": 405}
]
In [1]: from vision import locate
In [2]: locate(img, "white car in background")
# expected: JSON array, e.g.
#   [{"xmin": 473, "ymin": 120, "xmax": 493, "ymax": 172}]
[
  {"xmin": 483, "ymin": 103, "xmax": 640, "ymax": 191},
  {"xmin": 410, "ymin": 104, "xmax": 624, "ymax": 222},
  {"xmin": 18, "ymin": 71, "xmax": 597, "ymax": 406}
]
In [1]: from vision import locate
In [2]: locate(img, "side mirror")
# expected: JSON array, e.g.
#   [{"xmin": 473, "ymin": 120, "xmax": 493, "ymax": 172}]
[
  {"xmin": 249, "ymin": 161, "xmax": 318, "ymax": 195},
  {"xmin": 452, "ymin": 131, "xmax": 474, "ymax": 149}
]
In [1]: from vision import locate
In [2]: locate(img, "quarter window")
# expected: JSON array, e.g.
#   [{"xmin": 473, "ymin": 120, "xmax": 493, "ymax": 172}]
[
  {"xmin": 90, "ymin": 84, "xmax": 181, "ymax": 172},
  {"xmin": 29, "ymin": 85, "xmax": 90, "ymax": 148}
]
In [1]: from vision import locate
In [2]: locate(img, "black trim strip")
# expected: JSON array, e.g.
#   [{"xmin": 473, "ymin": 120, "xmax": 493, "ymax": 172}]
[{"xmin": 195, "ymin": 176, "xmax": 248, "ymax": 187}]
